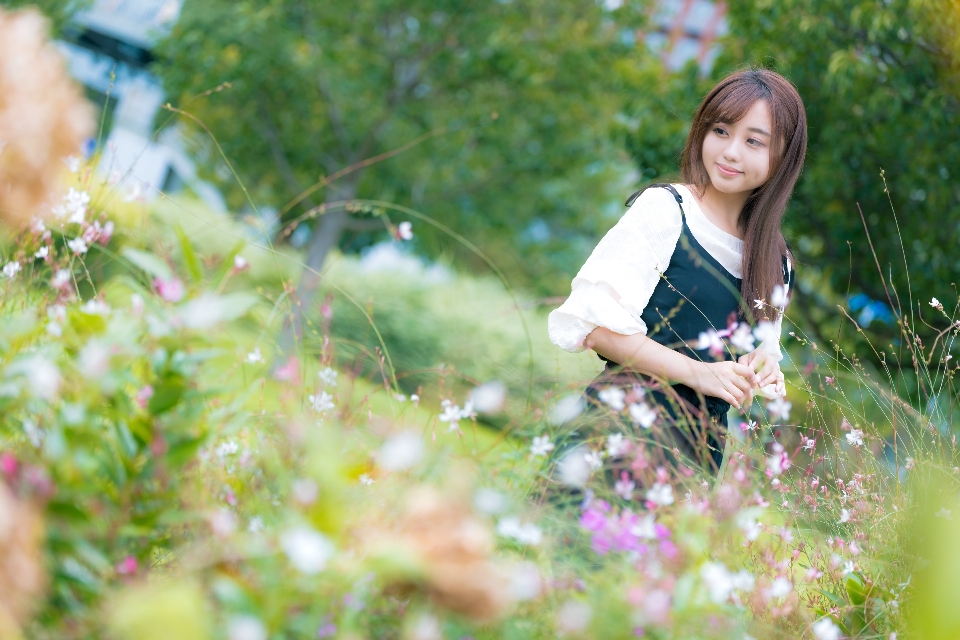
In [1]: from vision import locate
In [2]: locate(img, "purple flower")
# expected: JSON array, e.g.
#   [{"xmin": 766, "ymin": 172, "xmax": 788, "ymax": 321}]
[
  {"xmin": 658, "ymin": 539, "xmax": 678, "ymax": 559},
  {"xmin": 580, "ymin": 508, "xmax": 607, "ymax": 532},
  {"xmin": 654, "ymin": 523, "xmax": 672, "ymax": 540}
]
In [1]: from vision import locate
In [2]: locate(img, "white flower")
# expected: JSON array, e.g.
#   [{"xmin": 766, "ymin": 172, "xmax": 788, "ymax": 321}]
[
  {"xmin": 398, "ymin": 221, "xmax": 413, "ymax": 240},
  {"xmin": 771, "ymin": 284, "xmax": 789, "ymax": 308},
  {"xmin": 53, "ymin": 187, "xmax": 90, "ymax": 222},
  {"xmin": 700, "ymin": 563, "xmax": 756, "ymax": 604},
  {"xmin": 2, "ymin": 261, "xmax": 20, "ymax": 278},
  {"xmin": 556, "ymin": 445, "xmax": 591, "ymax": 487},
  {"xmin": 766, "ymin": 396, "xmax": 792, "ymax": 421},
  {"xmin": 439, "ymin": 399, "xmax": 468, "ymax": 431},
  {"xmin": 696, "ymin": 329, "xmax": 724, "ymax": 355},
  {"xmin": 51, "ymin": 269, "xmax": 71, "ymax": 289},
  {"xmin": 584, "ymin": 450, "xmax": 604, "ymax": 471},
  {"xmin": 359, "ymin": 473, "xmax": 375, "ymax": 486},
  {"xmin": 842, "ymin": 560, "xmax": 855, "ymax": 575},
  {"xmin": 280, "ymin": 526, "xmax": 334, "ymax": 574},
  {"xmin": 63, "ymin": 155, "xmax": 81, "ymax": 172},
  {"xmin": 630, "ymin": 513, "xmax": 658, "ymax": 539},
  {"xmin": 378, "ymin": 432, "xmax": 423, "ymax": 471},
  {"xmin": 496, "ymin": 517, "xmax": 543, "ymax": 545},
  {"xmin": 754, "ymin": 298, "xmax": 764, "ymax": 309},
  {"xmin": 628, "ymin": 401, "xmax": 657, "ymax": 428},
  {"xmin": 768, "ymin": 577, "xmax": 792, "ymax": 599},
  {"xmin": 730, "ymin": 323, "xmax": 756, "ymax": 352},
  {"xmin": 935, "ymin": 507, "xmax": 952, "ymax": 520},
  {"xmin": 846, "ymin": 429, "xmax": 864, "ymax": 447},
  {"xmin": 81, "ymin": 299, "xmax": 110, "ymax": 315},
  {"xmin": 215, "ymin": 440, "xmax": 240, "ymax": 459},
  {"xmin": 740, "ymin": 519, "xmax": 762, "ymax": 541},
  {"xmin": 812, "ymin": 618, "xmax": 842, "ymax": 640},
  {"xmin": 530, "ymin": 435, "xmax": 554, "ymax": 457},
  {"xmin": 227, "ymin": 615, "xmax": 267, "ymax": 640},
  {"xmin": 597, "ymin": 386, "xmax": 626, "ymax": 411},
  {"xmin": 291, "ymin": 479, "xmax": 318, "ymax": 505},
  {"xmin": 233, "ymin": 255, "xmax": 248, "ymax": 270},
  {"xmin": 67, "ymin": 237, "xmax": 88, "ymax": 254},
  {"xmin": 614, "ymin": 475, "xmax": 635, "ymax": 500},
  {"xmin": 606, "ymin": 433, "xmax": 625, "ymax": 457},
  {"xmin": 548, "ymin": 393, "xmax": 584, "ymax": 425},
  {"xmin": 753, "ymin": 320, "xmax": 779, "ymax": 344},
  {"xmin": 245, "ymin": 348, "xmax": 263, "ymax": 364},
  {"xmin": 124, "ymin": 183, "xmax": 142, "ymax": 202},
  {"xmin": 840, "ymin": 508, "xmax": 851, "ymax": 523},
  {"xmin": 767, "ymin": 444, "xmax": 790, "ymax": 476},
  {"xmin": 16, "ymin": 355, "xmax": 61, "ymax": 401},
  {"xmin": 930, "ymin": 297, "xmax": 942, "ymax": 309},
  {"xmin": 646, "ymin": 482, "xmax": 674, "ymax": 506},
  {"xmin": 34, "ymin": 246, "xmax": 48, "ymax": 259},
  {"xmin": 469, "ymin": 380, "xmax": 506, "ymax": 414},
  {"xmin": 318, "ymin": 367, "xmax": 338, "ymax": 387},
  {"xmin": 473, "ymin": 488, "xmax": 506, "ymax": 514},
  {"xmin": 308, "ymin": 391, "xmax": 335, "ymax": 412}
]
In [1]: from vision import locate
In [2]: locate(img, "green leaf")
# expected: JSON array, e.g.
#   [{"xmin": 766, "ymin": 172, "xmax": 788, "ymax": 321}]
[
  {"xmin": 122, "ymin": 248, "xmax": 173, "ymax": 281},
  {"xmin": 174, "ymin": 225, "xmax": 203, "ymax": 283},
  {"xmin": 148, "ymin": 375, "xmax": 187, "ymax": 415}
]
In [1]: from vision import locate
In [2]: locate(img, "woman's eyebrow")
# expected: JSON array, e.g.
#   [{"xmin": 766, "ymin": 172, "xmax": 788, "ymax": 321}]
[{"xmin": 747, "ymin": 126, "xmax": 771, "ymax": 136}]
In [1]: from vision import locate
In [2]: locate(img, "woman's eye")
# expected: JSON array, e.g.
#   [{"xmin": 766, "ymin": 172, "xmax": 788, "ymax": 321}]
[{"xmin": 712, "ymin": 127, "xmax": 727, "ymax": 135}]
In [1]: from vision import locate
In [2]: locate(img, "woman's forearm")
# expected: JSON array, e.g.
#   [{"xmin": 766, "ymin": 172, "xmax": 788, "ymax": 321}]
[{"xmin": 584, "ymin": 327, "xmax": 701, "ymax": 386}]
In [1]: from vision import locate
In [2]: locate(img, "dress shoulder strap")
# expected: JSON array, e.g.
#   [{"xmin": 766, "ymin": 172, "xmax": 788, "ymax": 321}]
[{"xmin": 624, "ymin": 183, "xmax": 685, "ymax": 215}]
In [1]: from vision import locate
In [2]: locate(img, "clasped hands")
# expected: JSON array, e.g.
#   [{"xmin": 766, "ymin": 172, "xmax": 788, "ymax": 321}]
[{"xmin": 684, "ymin": 348, "xmax": 784, "ymax": 409}]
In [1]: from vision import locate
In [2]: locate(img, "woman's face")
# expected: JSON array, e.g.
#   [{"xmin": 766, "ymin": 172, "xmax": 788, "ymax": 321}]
[{"xmin": 701, "ymin": 99, "xmax": 773, "ymax": 194}]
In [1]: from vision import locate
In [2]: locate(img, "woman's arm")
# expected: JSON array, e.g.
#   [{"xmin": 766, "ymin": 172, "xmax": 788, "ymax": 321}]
[{"xmin": 585, "ymin": 327, "xmax": 758, "ymax": 408}]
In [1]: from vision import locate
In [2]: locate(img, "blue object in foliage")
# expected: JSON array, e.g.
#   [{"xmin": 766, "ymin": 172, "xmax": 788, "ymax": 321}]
[{"xmin": 848, "ymin": 293, "xmax": 894, "ymax": 327}]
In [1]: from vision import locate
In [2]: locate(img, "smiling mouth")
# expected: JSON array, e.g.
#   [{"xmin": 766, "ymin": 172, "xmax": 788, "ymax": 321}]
[{"xmin": 717, "ymin": 163, "xmax": 742, "ymax": 176}]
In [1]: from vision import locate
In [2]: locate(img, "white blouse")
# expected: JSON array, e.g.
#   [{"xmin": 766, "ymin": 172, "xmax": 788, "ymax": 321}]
[{"xmin": 548, "ymin": 183, "xmax": 788, "ymax": 362}]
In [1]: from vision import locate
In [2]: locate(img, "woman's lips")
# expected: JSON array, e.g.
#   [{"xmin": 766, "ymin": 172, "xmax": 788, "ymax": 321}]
[{"xmin": 717, "ymin": 163, "xmax": 742, "ymax": 176}]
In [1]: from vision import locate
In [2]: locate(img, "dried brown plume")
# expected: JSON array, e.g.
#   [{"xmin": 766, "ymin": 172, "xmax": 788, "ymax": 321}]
[
  {"xmin": 0, "ymin": 480, "xmax": 46, "ymax": 637},
  {"xmin": 364, "ymin": 487, "xmax": 514, "ymax": 622},
  {"xmin": 0, "ymin": 8, "xmax": 94, "ymax": 228}
]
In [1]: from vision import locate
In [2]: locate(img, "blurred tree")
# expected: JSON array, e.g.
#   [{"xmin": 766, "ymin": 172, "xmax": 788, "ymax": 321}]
[
  {"xmin": 621, "ymin": 0, "xmax": 960, "ymax": 360},
  {"xmin": 155, "ymin": 0, "xmax": 653, "ymax": 344},
  {"xmin": 0, "ymin": 0, "xmax": 90, "ymax": 32}
]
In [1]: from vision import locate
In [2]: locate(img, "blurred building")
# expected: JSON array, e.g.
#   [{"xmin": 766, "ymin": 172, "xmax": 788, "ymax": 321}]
[
  {"xmin": 647, "ymin": 0, "xmax": 729, "ymax": 74},
  {"xmin": 55, "ymin": 0, "xmax": 225, "ymax": 210}
]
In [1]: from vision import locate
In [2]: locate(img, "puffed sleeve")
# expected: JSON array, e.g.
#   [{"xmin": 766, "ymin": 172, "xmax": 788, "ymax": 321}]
[{"xmin": 548, "ymin": 187, "xmax": 684, "ymax": 353}]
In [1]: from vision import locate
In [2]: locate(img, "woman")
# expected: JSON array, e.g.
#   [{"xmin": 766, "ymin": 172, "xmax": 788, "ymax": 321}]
[{"xmin": 548, "ymin": 68, "xmax": 806, "ymax": 474}]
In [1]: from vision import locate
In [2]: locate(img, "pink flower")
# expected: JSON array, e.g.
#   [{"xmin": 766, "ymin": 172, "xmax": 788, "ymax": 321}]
[
  {"xmin": 154, "ymin": 277, "xmax": 185, "ymax": 303},
  {"xmin": 274, "ymin": 356, "xmax": 301, "ymax": 385},
  {"xmin": 580, "ymin": 507, "xmax": 608, "ymax": 532},
  {"xmin": 0, "ymin": 453, "xmax": 18, "ymax": 477},
  {"xmin": 116, "ymin": 556, "xmax": 138, "ymax": 575},
  {"xmin": 136, "ymin": 385, "xmax": 154, "ymax": 409}
]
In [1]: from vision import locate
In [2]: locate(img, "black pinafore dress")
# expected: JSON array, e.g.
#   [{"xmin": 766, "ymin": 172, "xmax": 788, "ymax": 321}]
[{"xmin": 584, "ymin": 184, "xmax": 746, "ymax": 473}]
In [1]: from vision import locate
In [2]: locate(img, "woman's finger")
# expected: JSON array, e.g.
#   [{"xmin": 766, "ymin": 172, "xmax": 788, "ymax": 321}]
[
  {"xmin": 726, "ymin": 372, "xmax": 752, "ymax": 397},
  {"xmin": 732, "ymin": 363, "xmax": 758, "ymax": 384}
]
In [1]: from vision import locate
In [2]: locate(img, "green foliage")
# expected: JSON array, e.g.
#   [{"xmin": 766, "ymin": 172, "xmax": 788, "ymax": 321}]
[
  {"xmin": 154, "ymin": 0, "xmax": 652, "ymax": 293},
  {"xmin": 622, "ymin": 0, "xmax": 960, "ymax": 357}
]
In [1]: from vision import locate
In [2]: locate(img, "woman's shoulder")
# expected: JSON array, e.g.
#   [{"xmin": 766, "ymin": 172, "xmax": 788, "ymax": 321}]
[{"xmin": 624, "ymin": 183, "xmax": 686, "ymax": 219}]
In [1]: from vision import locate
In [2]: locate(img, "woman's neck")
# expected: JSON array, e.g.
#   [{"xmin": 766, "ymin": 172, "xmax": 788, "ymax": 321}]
[{"xmin": 691, "ymin": 183, "xmax": 750, "ymax": 240}]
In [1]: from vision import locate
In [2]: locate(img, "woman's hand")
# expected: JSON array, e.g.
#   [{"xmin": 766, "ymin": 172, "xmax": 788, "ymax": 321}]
[
  {"xmin": 683, "ymin": 360, "xmax": 758, "ymax": 408},
  {"xmin": 738, "ymin": 348, "xmax": 780, "ymax": 389}
]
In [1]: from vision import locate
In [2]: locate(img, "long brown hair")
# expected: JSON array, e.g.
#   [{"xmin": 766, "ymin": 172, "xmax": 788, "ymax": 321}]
[{"xmin": 681, "ymin": 68, "xmax": 807, "ymax": 321}]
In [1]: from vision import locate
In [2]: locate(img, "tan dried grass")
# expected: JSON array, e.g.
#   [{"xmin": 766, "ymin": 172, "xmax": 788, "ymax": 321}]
[
  {"xmin": 364, "ymin": 487, "xmax": 514, "ymax": 623},
  {"xmin": 0, "ymin": 481, "xmax": 46, "ymax": 637},
  {"xmin": 0, "ymin": 8, "xmax": 94, "ymax": 228}
]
